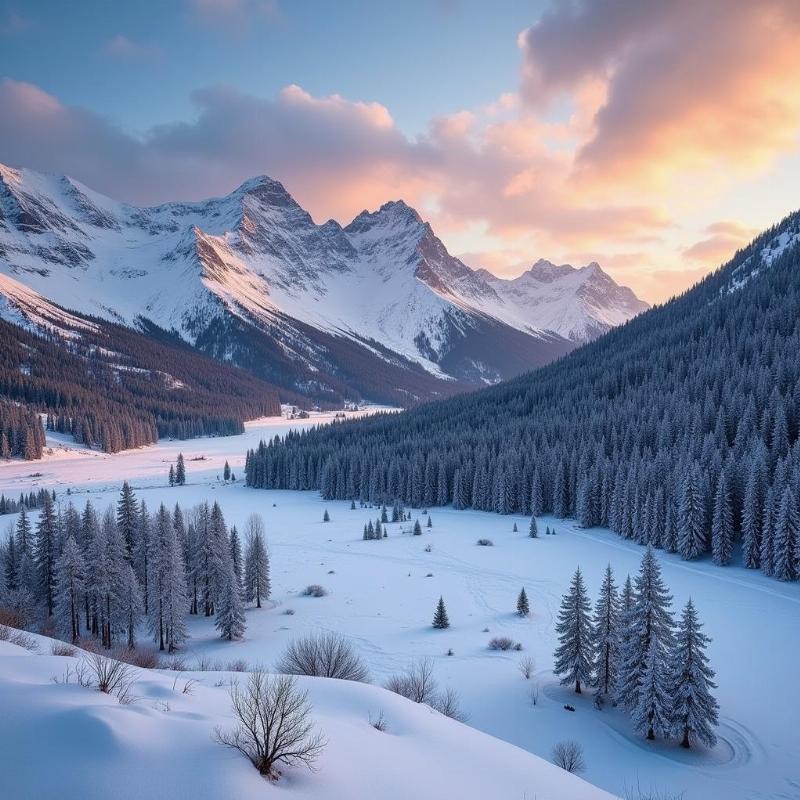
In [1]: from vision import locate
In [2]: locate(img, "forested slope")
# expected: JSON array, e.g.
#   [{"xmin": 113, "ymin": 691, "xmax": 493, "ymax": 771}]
[{"xmin": 246, "ymin": 210, "xmax": 800, "ymax": 583}]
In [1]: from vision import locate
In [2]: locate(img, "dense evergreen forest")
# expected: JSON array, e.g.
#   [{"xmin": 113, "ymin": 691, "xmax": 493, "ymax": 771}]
[
  {"xmin": 245, "ymin": 211, "xmax": 800, "ymax": 583},
  {"xmin": 0, "ymin": 314, "xmax": 284, "ymax": 457}
]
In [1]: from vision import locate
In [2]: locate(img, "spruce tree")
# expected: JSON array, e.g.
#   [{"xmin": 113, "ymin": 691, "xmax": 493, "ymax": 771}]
[
  {"xmin": 516, "ymin": 587, "xmax": 530, "ymax": 617},
  {"xmin": 632, "ymin": 637, "xmax": 673, "ymax": 740},
  {"xmin": 529, "ymin": 516, "xmax": 538, "ymax": 538},
  {"xmin": 323, "ymin": 509, "xmax": 330, "ymax": 522},
  {"xmin": 670, "ymin": 598, "xmax": 719, "ymax": 749},
  {"xmin": 591, "ymin": 564, "xmax": 619, "ymax": 697},
  {"xmin": 244, "ymin": 514, "xmax": 270, "ymax": 608},
  {"xmin": 427, "ymin": 515, "xmax": 432, "ymax": 528},
  {"xmin": 53, "ymin": 536, "xmax": 86, "ymax": 643},
  {"xmin": 116, "ymin": 481, "xmax": 138, "ymax": 558},
  {"xmin": 413, "ymin": 519, "xmax": 422, "ymax": 536},
  {"xmin": 617, "ymin": 547, "xmax": 675, "ymax": 735},
  {"xmin": 432, "ymin": 596, "xmax": 449, "ymax": 629},
  {"xmin": 711, "ymin": 473, "xmax": 734, "ymax": 566},
  {"xmin": 168, "ymin": 465, "xmax": 175, "ymax": 486},
  {"xmin": 175, "ymin": 453, "xmax": 186, "ymax": 486},
  {"xmin": 230, "ymin": 526, "xmax": 243, "ymax": 595},
  {"xmin": 223, "ymin": 460, "xmax": 231, "ymax": 481},
  {"xmin": 553, "ymin": 567, "xmax": 593, "ymax": 693},
  {"xmin": 677, "ymin": 464, "xmax": 706, "ymax": 560},
  {"xmin": 216, "ymin": 564, "xmax": 246, "ymax": 640},
  {"xmin": 33, "ymin": 493, "xmax": 58, "ymax": 616},
  {"xmin": 773, "ymin": 486, "xmax": 799, "ymax": 582}
]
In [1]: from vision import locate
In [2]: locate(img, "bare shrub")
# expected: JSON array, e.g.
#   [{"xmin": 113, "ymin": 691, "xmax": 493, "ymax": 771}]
[
  {"xmin": 552, "ymin": 740, "xmax": 586, "ymax": 774},
  {"xmin": 278, "ymin": 631, "xmax": 369, "ymax": 682},
  {"xmin": 81, "ymin": 652, "xmax": 139, "ymax": 704},
  {"xmin": 162, "ymin": 654, "xmax": 189, "ymax": 671},
  {"xmin": 0, "ymin": 606, "xmax": 26, "ymax": 629},
  {"xmin": 0, "ymin": 626, "xmax": 39, "ymax": 653},
  {"xmin": 623, "ymin": 782, "xmax": 684, "ymax": 800},
  {"xmin": 384, "ymin": 657, "xmax": 437, "ymax": 704},
  {"xmin": 227, "ymin": 659, "xmax": 250, "ymax": 673},
  {"xmin": 303, "ymin": 585, "xmax": 327, "ymax": 598},
  {"xmin": 476, "ymin": 538, "xmax": 494, "ymax": 547},
  {"xmin": 488, "ymin": 636, "xmax": 518, "ymax": 651},
  {"xmin": 529, "ymin": 683, "xmax": 540, "ymax": 706},
  {"xmin": 113, "ymin": 646, "xmax": 160, "ymax": 669},
  {"xmin": 519, "ymin": 656, "xmax": 535, "ymax": 679},
  {"xmin": 284, "ymin": 608, "xmax": 296, "ymax": 616},
  {"xmin": 431, "ymin": 687, "xmax": 469, "ymax": 722},
  {"xmin": 369, "ymin": 709, "xmax": 387, "ymax": 731},
  {"xmin": 214, "ymin": 672, "xmax": 326, "ymax": 780},
  {"xmin": 51, "ymin": 641, "xmax": 77, "ymax": 657},
  {"xmin": 384, "ymin": 658, "xmax": 466, "ymax": 721}
]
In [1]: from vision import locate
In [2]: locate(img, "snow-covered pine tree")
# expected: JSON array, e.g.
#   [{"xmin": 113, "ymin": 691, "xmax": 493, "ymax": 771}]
[
  {"xmin": 175, "ymin": 453, "xmax": 186, "ymax": 485},
  {"xmin": 168, "ymin": 464, "xmax": 175, "ymax": 486},
  {"xmin": 432, "ymin": 596, "xmax": 450, "ymax": 629},
  {"xmin": 53, "ymin": 536, "xmax": 86, "ymax": 642},
  {"xmin": 427, "ymin": 515, "xmax": 432, "ymax": 528},
  {"xmin": 118, "ymin": 562, "xmax": 142, "ymax": 649},
  {"xmin": 230, "ymin": 525, "xmax": 243, "ymax": 595},
  {"xmin": 223, "ymin": 460, "xmax": 231, "ymax": 481},
  {"xmin": 773, "ymin": 486, "xmax": 799, "ymax": 582},
  {"xmin": 516, "ymin": 587, "xmax": 530, "ymax": 616},
  {"xmin": 669, "ymin": 598, "xmax": 719, "ymax": 749},
  {"xmin": 215, "ymin": 562, "xmax": 246, "ymax": 640},
  {"xmin": 711, "ymin": 471, "xmax": 734, "ymax": 566},
  {"xmin": 323, "ymin": 509, "xmax": 330, "ymax": 522},
  {"xmin": 244, "ymin": 513, "xmax": 270, "ymax": 608},
  {"xmin": 529, "ymin": 516, "xmax": 538, "ymax": 538},
  {"xmin": 413, "ymin": 519, "xmax": 422, "ymax": 536},
  {"xmin": 616, "ymin": 548, "xmax": 675, "ymax": 729},
  {"xmin": 678, "ymin": 463, "xmax": 706, "ymax": 560},
  {"xmin": 591, "ymin": 564, "xmax": 619, "ymax": 698},
  {"xmin": 116, "ymin": 481, "xmax": 139, "ymax": 558},
  {"xmin": 553, "ymin": 567, "xmax": 593, "ymax": 693},
  {"xmin": 33, "ymin": 493, "xmax": 59, "ymax": 616},
  {"xmin": 741, "ymin": 464, "xmax": 765, "ymax": 570},
  {"xmin": 632, "ymin": 637, "xmax": 673, "ymax": 740}
]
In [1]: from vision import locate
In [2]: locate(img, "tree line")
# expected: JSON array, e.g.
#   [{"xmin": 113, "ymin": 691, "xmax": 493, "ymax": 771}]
[
  {"xmin": 0, "ymin": 488, "xmax": 55, "ymax": 517},
  {"xmin": 244, "ymin": 212, "xmax": 800, "ymax": 584},
  {"xmin": 0, "ymin": 483, "xmax": 271, "ymax": 650},
  {"xmin": 554, "ymin": 548, "xmax": 718, "ymax": 750},
  {"xmin": 0, "ymin": 312, "xmax": 282, "ymax": 458}
]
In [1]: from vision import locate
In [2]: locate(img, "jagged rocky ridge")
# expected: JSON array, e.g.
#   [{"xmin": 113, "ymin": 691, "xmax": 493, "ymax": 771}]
[{"xmin": 0, "ymin": 163, "xmax": 646, "ymax": 405}]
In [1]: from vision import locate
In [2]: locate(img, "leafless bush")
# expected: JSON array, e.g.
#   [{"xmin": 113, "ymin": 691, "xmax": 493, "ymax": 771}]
[
  {"xmin": 369, "ymin": 709, "xmax": 387, "ymax": 731},
  {"xmin": 303, "ymin": 584, "xmax": 327, "ymax": 597},
  {"xmin": 214, "ymin": 672, "xmax": 326, "ymax": 780},
  {"xmin": 476, "ymin": 538, "xmax": 494, "ymax": 546},
  {"xmin": 519, "ymin": 656, "xmax": 535, "ymax": 679},
  {"xmin": 385, "ymin": 658, "xmax": 438, "ymax": 704},
  {"xmin": 488, "ymin": 636, "xmax": 519, "ymax": 651},
  {"xmin": 284, "ymin": 608, "xmax": 296, "ymax": 615},
  {"xmin": 277, "ymin": 631, "xmax": 369, "ymax": 682},
  {"xmin": 195, "ymin": 654, "xmax": 224, "ymax": 672},
  {"xmin": 227, "ymin": 659, "xmax": 250, "ymax": 673},
  {"xmin": 622, "ymin": 782, "xmax": 684, "ymax": 800},
  {"xmin": 0, "ymin": 625, "xmax": 39, "ymax": 652},
  {"xmin": 162, "ymin": 654, "xmax": 189, "ymax": 671},
  {"xmin": 51, "ymin": 641, "xmax": 77, "ymax": 657},
  {"xmin": 552, "ymin": 740, "xmax": 586, "ymax": 774},
  {"xmin": 171, "ymin": 672, "xmax": 198, "ymax": 695},
  {"xmin": 0, "ymin": 606, "xmax": 26, "ymax": 629},
  {"xmin": 80, "ymin": 652, "xmax": 139, "ymax": 704},
  {"xmin": 431, "ymin": 687, "xmax": 469, "ymax": 722},
  {"xmin": 529, "ymin": 683, "xmax": 540, "ymax": 706},
  {"xmin": 113, "ymin": 646, "xmax": 160, "ymax": 669},
  {"xmin": 384, "ymin": 658, "xmax": 467, "ymax": 721}
]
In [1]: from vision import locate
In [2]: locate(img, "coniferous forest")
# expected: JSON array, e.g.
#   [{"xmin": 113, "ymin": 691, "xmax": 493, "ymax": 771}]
[
  {"xmin": 245, "ymin": 212, "xmax": 800, "ymax": 584},
  {"xmin": 0, "ymin": 314, "xmax": 284, "ymax": 457}
]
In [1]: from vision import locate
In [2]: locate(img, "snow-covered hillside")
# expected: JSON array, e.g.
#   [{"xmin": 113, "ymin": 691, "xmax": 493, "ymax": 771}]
[
  {"xmin": 0, "ymin": 633, "xmax": 613, "ymax": 800},
  {"xmin": 0, "ymin": 162, "xmax": 645, "ymax": 399}
]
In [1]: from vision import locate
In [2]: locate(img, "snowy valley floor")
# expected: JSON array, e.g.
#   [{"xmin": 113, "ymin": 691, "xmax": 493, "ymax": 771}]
[{"xmin": 2, "ymin": 414, "xmax": 800, "ymax": 800}]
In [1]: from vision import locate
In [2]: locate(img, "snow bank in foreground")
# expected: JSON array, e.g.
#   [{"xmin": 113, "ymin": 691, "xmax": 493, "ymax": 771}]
[{"xmin": 0, "ymin": 633, "xmax": 614, "ymax": 800}]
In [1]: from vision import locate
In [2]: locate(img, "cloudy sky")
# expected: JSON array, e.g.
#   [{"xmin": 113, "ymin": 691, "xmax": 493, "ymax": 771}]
[{"xmin": 1, "ymin": 0, "xmax": 799, "ymax": 302}]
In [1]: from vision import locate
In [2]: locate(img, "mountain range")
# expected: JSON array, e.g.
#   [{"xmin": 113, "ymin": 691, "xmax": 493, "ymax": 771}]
[{"xmin": 0, "ymin": 163, "xmax": 646, "ymax": 407}]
